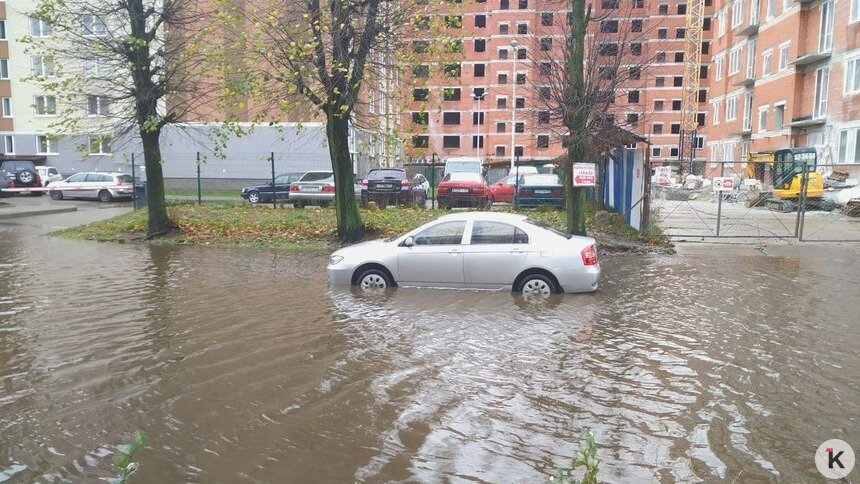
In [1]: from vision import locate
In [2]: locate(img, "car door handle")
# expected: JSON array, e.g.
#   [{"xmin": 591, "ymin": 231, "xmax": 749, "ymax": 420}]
[{"xmin": 448, "ymin": 249, "xmax": 460, "ymax": 254}]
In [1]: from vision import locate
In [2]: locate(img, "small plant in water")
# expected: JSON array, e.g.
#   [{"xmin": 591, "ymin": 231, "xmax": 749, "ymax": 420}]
[
  {"xmin": 110, "ymin": 431, "xmax": 146, "ymax": 484},
  {"xmin": 550, "ymin": 429, "xmax": 599, "ymax": 484}
]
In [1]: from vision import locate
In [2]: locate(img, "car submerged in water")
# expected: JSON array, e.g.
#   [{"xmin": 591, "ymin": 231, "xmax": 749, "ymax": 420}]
[{"xmin": 326, "ymin": 212, "xmax": 600, "ymax": 296}]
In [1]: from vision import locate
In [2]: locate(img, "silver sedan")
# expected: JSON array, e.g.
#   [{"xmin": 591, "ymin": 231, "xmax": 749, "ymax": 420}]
[{"xmin": 327, "ymin": 212, "xmax": 600, "ymax": 296}]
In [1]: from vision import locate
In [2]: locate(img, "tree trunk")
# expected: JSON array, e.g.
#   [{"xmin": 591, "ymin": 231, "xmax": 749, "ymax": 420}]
[
  {"xmin": 141, "ymin": 129, "xmax": 169, "ymax": 238},
  {"xmin": 565, "ymin": 0, "xmax": 588, "ymax": 236},
  {"xmin": 326, "ymin": 114, "xmax": 363, "ymax": 242}
]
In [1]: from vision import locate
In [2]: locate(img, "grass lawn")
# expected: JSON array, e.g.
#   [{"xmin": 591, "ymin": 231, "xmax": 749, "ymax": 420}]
[
  {"xmin": 0, "ymin": 201, "xmax": 11, "ymax": 209},
  {"xmin": 165, "ymin": 188, "xmax": 239, "ymax": 199},
  {"xmin": 57, "ymin": 203, "xmax": 671, "ymax": 252}
]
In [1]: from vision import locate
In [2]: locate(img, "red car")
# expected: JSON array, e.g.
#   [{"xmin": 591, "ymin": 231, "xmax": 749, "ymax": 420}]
[
  {"xmin": 487, "ymin": 174, "xmax": 517, "ymax": 203},
  {"xmin": 437, "ymin": 172, "xmax": 490, "ymax": 209}
]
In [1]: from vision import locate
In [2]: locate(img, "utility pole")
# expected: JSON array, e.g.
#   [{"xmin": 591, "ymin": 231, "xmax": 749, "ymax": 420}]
[{"xmin": 510, "ymin": 39, "xmax": 518, "ymax": 172}]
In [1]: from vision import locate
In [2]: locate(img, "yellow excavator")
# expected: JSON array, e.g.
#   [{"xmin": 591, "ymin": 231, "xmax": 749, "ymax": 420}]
[{"xmin": 745, "ymin": 147, "xmax": 833, "ymax": 212}]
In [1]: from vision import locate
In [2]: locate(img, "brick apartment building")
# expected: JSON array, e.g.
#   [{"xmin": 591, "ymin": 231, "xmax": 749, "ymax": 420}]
[
  {"xmin": 700, "ymin": 0, "xmax": 859, "ymax": 173},
  {"xmin": 400, "ymin": 0, "xmax": 714, "ymax": 169}
]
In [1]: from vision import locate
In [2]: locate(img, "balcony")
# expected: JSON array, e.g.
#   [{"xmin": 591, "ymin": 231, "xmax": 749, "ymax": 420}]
[
  {"xmin": 792, "ymin": 52, "xmax": 831, "ymax": 67},
  {"xmin": 789, "ymin": 115, "xmax": 826, "ymax": 128},
  {"xmin": 736, "ymin": 22, "xmax": 759, "ymax": 36},
  {"xmin": 733, "ymin": 77, "xmax": 756, "ymax": 87}
]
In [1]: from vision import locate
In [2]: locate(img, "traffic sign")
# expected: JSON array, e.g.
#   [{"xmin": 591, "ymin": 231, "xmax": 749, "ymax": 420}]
[
  {"xmin": 712, "ymin": 177, "xmax": 735, "ymax": 191},
  {"xmin": 572, "ymin": 163, "xmax": 596, "ymax": 187}
]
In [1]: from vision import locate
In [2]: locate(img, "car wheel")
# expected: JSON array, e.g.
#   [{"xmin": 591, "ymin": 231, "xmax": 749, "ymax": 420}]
[
  {"xmin": 247, "ymin": 190, "xmax": 260, "ymax": 204},
  {"xmin": 357, "ymin": 268, "xmax": 393, "ymax": 291},
  {"xmin": 293, "ymin": 201, "xmax": 304, "ymax": 209},
  {"xmin": 49, "ymin": 190, "xmax": 63, "ymax": 200},
  {"xmin": 515, "ymin": 273, "xmax": 558, "ymax": 299},
  {"xmin": 98, "ymin": 190, "xmax": 114, "ymax": 203}
]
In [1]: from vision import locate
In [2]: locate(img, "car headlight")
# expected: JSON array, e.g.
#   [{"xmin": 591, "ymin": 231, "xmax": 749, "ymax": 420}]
[{"xmin": 330, "ymin": 255, "xmax": 344, "ymax": 265}]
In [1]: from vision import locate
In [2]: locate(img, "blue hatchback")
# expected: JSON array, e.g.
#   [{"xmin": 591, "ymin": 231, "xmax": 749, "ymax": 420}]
[{"xmin": 516, "ymin": 174, "xmax": 564, "ymax": 209}]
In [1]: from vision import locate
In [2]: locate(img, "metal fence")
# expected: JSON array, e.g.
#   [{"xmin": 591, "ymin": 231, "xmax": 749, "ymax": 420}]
[{"xmin": 649, "ymin": 160, "xmax": 860, "ymax": 242}]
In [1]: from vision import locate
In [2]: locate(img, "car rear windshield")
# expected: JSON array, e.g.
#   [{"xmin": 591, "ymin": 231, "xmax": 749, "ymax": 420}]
[
  {"xmin": 1, "ymin": 161, "xmax": 36, "ymax": 172},
  {"xmin": 445, "ymin": 162, "xmax": 481, "ymax": 174},
  {"xmin": 367, "ymin": 169, "xmax": 406, "ymax": 180},
  {"xmin": 299, "ymin": 172, "xmax": 334, "ymax": 182},
  {"xmin": 116, "ymin": 175, "xmax": 133, "ymax": 184},
  {"xmin": 525, "ymin": 218, "xmax": 572, "ymax": 239},
  {"xmin": 522, "ymin": 174, "xmax": 560, "ymax": 185},
  {"xmin": 444, "ymin": 172, "xmax": 483, "ymax": 182}
]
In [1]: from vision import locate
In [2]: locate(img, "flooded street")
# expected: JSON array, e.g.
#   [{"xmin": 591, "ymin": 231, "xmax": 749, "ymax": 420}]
[{"xmin": 1, "ymin": 220, "xmax": 858, "ymax": 482}]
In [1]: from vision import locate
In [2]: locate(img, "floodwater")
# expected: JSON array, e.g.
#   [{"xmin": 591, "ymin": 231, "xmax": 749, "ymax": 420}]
[{"xmin": 1, "ymin": 221, "xmax": 858, "ymax": 482}]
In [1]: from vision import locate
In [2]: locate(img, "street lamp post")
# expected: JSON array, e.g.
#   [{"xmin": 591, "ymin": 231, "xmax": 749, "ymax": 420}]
[
  {"xmin": 510, "ymin": 39, "xmax": 518, "ymax": 173},
  {"xmin": 472, "ymin": 89, "xmax": 487, "ymax": 159}
]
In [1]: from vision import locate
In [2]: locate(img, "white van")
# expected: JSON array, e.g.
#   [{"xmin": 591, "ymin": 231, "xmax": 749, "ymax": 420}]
[{"xmin": 444, "ymin": 157, "xmax": 483, "ymax": 177}]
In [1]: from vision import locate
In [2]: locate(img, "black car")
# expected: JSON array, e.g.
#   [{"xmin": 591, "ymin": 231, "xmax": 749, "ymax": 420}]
[
  {"xmin": 360, "ymin": 169, "xmax": 428, "ymax": 207},
  {"xmin": 240, "ymin": 172, "xmax": 304, "ymax": 204},
  {"xmin": 0, "ymin": 160, "xmax": 42, "ymax": 194}
]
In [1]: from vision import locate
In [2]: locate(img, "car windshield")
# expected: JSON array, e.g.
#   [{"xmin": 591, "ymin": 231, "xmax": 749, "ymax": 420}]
[
  {"xmin": 367, "ymin": 169, "xmax": 406, "ymax": 180},
  {"xmin": 444, "ymin": 172, "xmax": 483, "ymax": 182},
  {"xmin": 525, "ymin": 218, "xmax": 572, "ymax": 239},
  {"xmin": 299, "ymin": 172, "xmax": 334, "ymax": 182},
  {"xmin": 1, "ymin": 161, "xmax": 36, "ymax": 172},
  {"xmin": 522, "ymin": 174, "xmax": 560, "ymax": 185},
  {"xmin": 446, "ymin": 162, "xmax": 481, "ymax": 173}
]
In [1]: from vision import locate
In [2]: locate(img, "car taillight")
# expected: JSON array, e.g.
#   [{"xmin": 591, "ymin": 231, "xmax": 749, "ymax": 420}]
[
  {"xmin": 552, "ymin": 188, "xmax": 563, "ymax": 196},
  {"xmin": 581, "ymin": 244, "xmax": 598, "ymax": 266},
  {"xmin": 322, "ymin": 185, "xmax": 335, "ymax": 192},
  {"xmin": 290, "ymin": 185, "xmax": 299, "ymax": 192},
  {"xmin": 438, "ymin": 186, "xmax": 449, "ymax": 193},
  {"xmin": 519, "ymin": 188, "xmax": 534, "ymax": 195},
  {"xmin": 471, "ymin": 186, "xmax": 485, "ymax": 194},
  {"xmin": 401, "ymin": 179, "xmax": 412, "ymax": 187},
  {"xmin": 35, "ymin": 173, "xmax": 42, "ymax": 184},
  {"xmin": 361, "ymin": 179, "xmax": 368, "ymax": 187}
]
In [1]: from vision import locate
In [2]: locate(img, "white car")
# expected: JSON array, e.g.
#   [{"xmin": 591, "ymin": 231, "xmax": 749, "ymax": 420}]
[
  {"xmin": 48, "ymin": 172, "xmax": 134, "ymax": 202},
  {"xmin": 35, "ymin": 166, "xmax": 62, "ymax": 187},
  {"xmin": 327, "ymin": 212, "xmax": 600, "ymax": 295}
]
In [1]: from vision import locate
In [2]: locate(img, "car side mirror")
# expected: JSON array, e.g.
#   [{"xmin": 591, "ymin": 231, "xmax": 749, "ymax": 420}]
[{"xmin": 403, "ymin": 236, "xmax": 415, "ymax": 247}]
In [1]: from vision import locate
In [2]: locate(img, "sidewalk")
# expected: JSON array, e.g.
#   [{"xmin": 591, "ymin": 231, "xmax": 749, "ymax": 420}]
[{"xmin": 0, "ymin": 197, "xmax": 77, "ymax": 219}]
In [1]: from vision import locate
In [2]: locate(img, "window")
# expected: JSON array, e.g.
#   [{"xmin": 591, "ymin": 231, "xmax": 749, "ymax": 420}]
[
  {"xmin": 726, "ymin": 95, "xmax": 737, "ymax": 121},
  {"xmin": 746, "ymin": 38, "xmax": 757, "ymax": 78},
  {"xmin": 598, "ymin": 43, "xmax": 619, "ymax": 56},
  {"xmin": 413, "ymin": 88, "xmax": 429, "ymax": 101},
  {"xmin": 718, "ymin": 10, "xmax": 727, "ymax": 35},
  {"xmin": 703, "ymin": 17, "xmax": 712, "ymax": 31},
  {"xmin": 497, "ymin": 97, "xmax": 507, "ymax": 108},
  {"xmin": 515, "ymin": 97, "xmax": 525, "ymax": 108},
  {"xmin": 758, "ymin": 107, "xmax": 768, "ymax": 132},
  {"xmin": 602, "ymin": 0, "xmax": 620, "ymax": 7},
  {"xmin": 496, "ymin": 146, "xmax": 506, "ymax": 156},
  {"xmin": 819, "ymin": 1, "xmax": 834, "ymax": 53},
  {"xmin": 517, "ymin": 48, "xmax": 526, "ymax": 60},
  {"xmin": 627, "ymin": 113, "xmax": 639, "ymax": 125},
  {"xmin": 654, "ymin": 100, "xmax": 664, "ymax": 111},
  {"xmin": 837, "ymin": 127, "xmax": 860, "ymax": 163},
  {"xmin": 412, "ymin": 40, "xmax": 429, "ymax": 53},
  {"xmin": 81, "ymin": 14, "xmax": 107, "ymax": 36},
  {"xmin": 678, "ymin": 4, "xmax": 687, "ymax": 14},
  {"xmin": 442, "ymin": 135, "xmax": 460, "ymax": 148},
  {"xmin": 540, "ymin": 37, "xmax": 552, "ymax": 51},
  {"xmin": 515, "ymin": 122, "xmax": 525, "ymax": 133},
  {"xmin": 443, "ymin": 63, "xmax": 461, "ymax": 77},
  {"xmin": 412, "ymin": 112, "xmax": 428, "ymax": 124},
  {"xmin": 475, "ymin": 39, "xmax": 487, "ymax": 52},
  {"xmin": 601, "ymin": 20, "xmax": 619, "ymax": 33},
  {"xmin": 732, "ymin": 0, "xmax": 743, "ymax": 27},
  {"xmin": 443, "ymin": 88, "xmax": 461, "ymax": 101},
  {"xmin": 87, "ymin": 95, "xmax": 110, "ymax": 116},
  {"xmin": 813, "ymin": 67, "xmax": 829, "ymax": 119},
  {"xmin": 743, "ymin": 92, "xmax": 753, "ymax": 130},
  {"xmin": 412, "ymin": 135, "xmax": 429, "ymax": 148},
  {"xmin": 715, "ymin": 55, "xmax": 724, "ymax": 80},
  {"xmin": 634, "ymin": 0, "xmax": 644, "ymax": 7},
  {"xmin": 514, "ymin": 146, "xmax": 524, "ymax": 156},
  {"xmin": 473, "ymin": 111, "xmax": 485, "ymax": 125},
  {"xmin": 651, "ymin": 147, "xmax": 662, "ymax": 157},
  {"xmin": 670, "ymin": 147, "xmax": 680, "ymax": 158},
  {"xmin": 766, "ymin": 0, "xmax": 775, "ymax": 18},
  {"xmin": 778, "ymin": 43, "xmax": 790, "ymax": 71},
  {"xmin": 722, "ymin": 143, "xmax": 733, "ymax": 162},
  {"xmin": 670, "ymin": 122, "xmax": 680, "ymax": 134},
  {"xmin": 658, "ymin": 28, "xmax": 668, "ymax": 39},
  {"xmin": 413, "ymin": 64, "xmax": 429, "ymax": 78},
  {"xmin": 474, "ymin": 63, "xmax": 486, "ymax": 77},
  {"xmin": 31, "ymin": 56, "xmax": 54, "ymax": 77},
  {"xmin": 413, "ymin": 221, "xmax": 466, "ymax": 245},
  {"xmin": 496, "ymin": 122, "xmax": 506, "ymax": 133},
  {"xmin": 676, "ymin": 27, "xmax": 686, "ymax": 38},
  {"xmin": 712, "ymin": 99, "xmax": 721, "ymax": 124},
  {"xmin": 656, "ymin": 76, "xmax": 665, "ymax": 87},
  {"xmin": 674, "ymin": 51, "xmax": 684, "ymax": 63},
  {"xmin": 541, "ymin": 12, "xmax": 554, "ymax": 26},
  {"xmin": 442, "ymin": 112, "xmax": 461, "ymax": 125},
  {"xmin": 34, "ymin": 95, "xmax": 57, "ymax": 115},
  {"xmin": 444, "ymin": 14, "xmax": 463, "ymax": 28},
  {"xmin": 0, "ymin": 60, "xmax": 7, "ymax": 79},
  {"xmin": 774, "ymin": 103, "xmax": 785, "ymax": 130},
  {"xmin": 475, "ymin": 14, "xmax": 487, "ymax": 28},
  {"xmin": 852, "ymin": 0, "xmax": 860, "ymax": 23},
  {"xmin": 672, "ymin": 99, "xmax": 682, "ymax": 110},
  {"xmin": 518, "ymin": 0, "xmax": 528, "ymax": 8},
  {"xmin": 629, "ymin": 66, "xmax": 641, "ymax": 80},
  {"xmin": 3, "ymin": 135, "xmax": 14, "ymax": 154},
  {"xmin": 700, "ymin": 65, "xmax": 709, "ymax": 79},
  {"xmin": 501, "ymin": 0, "xmax": 509, "ymax": 8},
  {"xmin": 0, "ymin": 21, "xmax": 6, "ymax": 40},
  {"xmin": 656, "ymin": 52, "xmax": 667, "ymax": 63},
  {"xmin": 845, "ymin": 56, "xmax": 860, "ymax": 95},
  {"xmin": 699, "ymin": 89, "xmax": 708, "ymax": 102},
  {"xmin": 472, "ymin": 135, "xmax": 484, "ymax": 149},
  {"xmin": 697, "ymin": 112, "xmax": 706, "ymax": 126},
  {"xmin": 1, "ymin": 98, "xmax": 11, "ymax": 117},
  {"xmin": 653, "ymin": 123, "xmax": 664, "ymax": 134},
  {"xmin": 537, "ymin": 135, "xmax": 549, "ymax": 149},
  {"xmin": 498, "ymin": 73, "xmax": 508, "ymax": 84},
  {"xmin": 444, "ymin": 39, "xmax": 463, "ymax": 53},
  {"xmin": 538, "ymin": 111, "xmax": 550, "ymax": 124},
  {"xmin": 632, "ymin": 20, "xmax": 643, "ymax": 32},
  {"xmin": 729, "ymin": 47, "xmax": 740, "ymax": 74},
  {"xmin": 37, "ymin": 135, "xmax": 58, "ymax": 154},
  {"xmin": 702, "ymin": 41, "xmax": 711, "ymax": 55},
  {"xmin": 762, "ymin": 50, "xmax": 772, "ymax": 76},
  {"xmin": 499, "ymin": 23, "xmax": 509, "ymax": 35},
  {"xmin": 517, "ymin": 23, "xmax": 528, "ymax": 35},
  {"xmin": 517, "ymin": 73, "xmax": 527, "ymax": 84},
  {"xmin": 628, "ymin": 90, "xmax": 640, "ymax": 103},
  {"xmin": 89, "ymin": 135, "xmax": 112, "ymax": 155},
  {"xmin": 632, "ymin": 43, "xmax": 642, "ymax": 56},
  {"xmin": 659, "ymin": 4, "xmax": 669, "ymax": 14},
  {"xmin": 673, "ymin": 76, "xmax": 683, "ymax": 87},
  {"xmin": 499, "ymin": 48, "xmax": 509, "ymax": 60},
  {"xmin": 29, "ymin": 17, "xmax": 52, "ymax": 37}
]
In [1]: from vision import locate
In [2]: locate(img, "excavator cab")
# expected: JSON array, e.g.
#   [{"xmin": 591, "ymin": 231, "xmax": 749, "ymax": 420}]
[{"xmin": 746, "ymin": 147, "xmax": 828, "ymax": 212}]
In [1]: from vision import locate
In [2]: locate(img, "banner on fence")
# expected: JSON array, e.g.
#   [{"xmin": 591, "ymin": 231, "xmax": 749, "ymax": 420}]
[{"xmin": 712, "ymin": 177, "xmax": 735, "ymax": 191}]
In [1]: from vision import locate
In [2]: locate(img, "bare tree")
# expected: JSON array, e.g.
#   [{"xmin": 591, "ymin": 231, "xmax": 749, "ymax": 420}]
[
  {"xmin": 527, "ymin": 0, "xmax": 656, "ymax": 234},
  {"xmin": 23, "ymin": 0, "xmax": 213, "ymax": 236}
]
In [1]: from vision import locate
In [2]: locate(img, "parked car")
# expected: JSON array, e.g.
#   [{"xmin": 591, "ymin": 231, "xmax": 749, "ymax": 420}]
[
  {"xmin": 326, "ymin": 212, "xmax": 600, "ymax": 295},
  {"xmin": 0, "ymin": 172, "xmax": 12, "ymax": 198},
  {"xmin": 488, "ymin": 174, "xmax": 517, "ymax": 204},
  {"xmin": 0, "ymin": 160, "xmax": 42, "ymax": 195},
  {"xmin": 517, "ymin": 174, "xmax": 564, "ymax": 209},
  {"xmin": 289, "ymin": 171, "xmax": 335, "ymax": 208},
  {"xmin": 437, "ymin": 172, "xmax": 490, "ymax": 209},
  {"xmin": 360, "ymin": 168, "xmax": 428, "ymax": 207},
  {"xmin": 241, "ymin": 172, "xmax": 304, "ymax": 204},
  {"xmin": 48, "ymin": 172, "xmax": 134, "ymax": 202},
  {"xmin": 35, "ymin": 166, "xmax": 62, "ymax": 186}
]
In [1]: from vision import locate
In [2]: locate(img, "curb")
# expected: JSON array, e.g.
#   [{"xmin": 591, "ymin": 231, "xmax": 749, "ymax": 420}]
[{"xmin": 0, "ymin": 206, "xmax": 78, "ymax": 220}]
